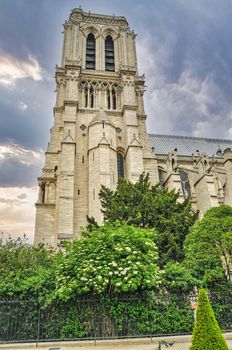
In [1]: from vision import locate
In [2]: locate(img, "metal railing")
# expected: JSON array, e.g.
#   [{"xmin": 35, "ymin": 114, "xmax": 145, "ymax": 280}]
[{"xmin": 0, "ymin": 292, "xmax": 231, "ymax": 343}]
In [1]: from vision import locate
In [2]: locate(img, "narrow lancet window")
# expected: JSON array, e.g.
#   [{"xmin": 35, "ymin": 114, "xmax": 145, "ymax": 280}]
[
  {"xmin": 86, "ymin": 33, "xmax": 96, "ymax": 70},
  {"xmin": 84, "ymin": 87, "xmax": 88, "ymax": 107},
  {"xmin": 107, "ymin": 88, "xmax": 111, "ymax": 109},
  {"xmin": 117, "ymin": 153, "xmax": 124, "ymax": 178},
  {"xmin": 90, "ymin": 86, "xmax": 94, "ymax": 108},
  {"xmin": 112, "ymin": 87, "xmax": 116, "ymax": 109},
  {"xmin": 84, "ymin": 84, "xmax": 94, "ymax": 108},
  {"xmin": 105, "ymin": 35, "xmax": 115, "ymax": 71}
]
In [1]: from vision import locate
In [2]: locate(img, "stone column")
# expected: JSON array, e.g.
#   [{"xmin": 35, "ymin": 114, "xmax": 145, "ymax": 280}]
[{"xmin": 223, "ymin": 148, "xmax": 232, "ymax": 205}]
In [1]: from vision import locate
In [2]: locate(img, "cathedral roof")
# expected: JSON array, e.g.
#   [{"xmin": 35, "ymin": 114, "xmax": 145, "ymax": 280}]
[
  {"xmin": 89, "ymin": 109, "xmax": 115, "ymax": 127},
  {"xmin": 149, "ymin": 134, "xmax": 232, "ymax": 157}
]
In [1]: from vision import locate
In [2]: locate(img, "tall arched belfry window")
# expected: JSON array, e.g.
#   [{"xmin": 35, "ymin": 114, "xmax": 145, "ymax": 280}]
[
  {"xmin": 105, "ymin": 35, "xmax": 115, "ymax": 71},
  {"xmin": 86, "ymin": 33, "xmax": 95, "ymax": 70},
  {"xmin": 117, "ymin": 153, "xmax": 124, "ymax": 178}
]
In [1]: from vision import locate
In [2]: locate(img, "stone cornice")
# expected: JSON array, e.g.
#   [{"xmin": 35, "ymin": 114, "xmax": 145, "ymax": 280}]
[
  {"xmin": 55, "ymin": 66, "xmax": 65, "ymax": 75},
  {"xmin": 106, "ymin": 110, "xmax": 123, "ymax": 117},
  {"xmin": 137, "ymin": 114, "xmax": 147, "ymax": 120},
  {"xmin": 81, "ymin": 69, "xmax": 119, "ymax": 79},
  {"xmin": 63, "ymin": 100, "xmax": 79, "ymax": 108},
  {"xmin": 35, "ymin": 203, "xmax": 56, "ymax": 208},
  {"xmin": 120, "ymin": 66, "xmax": 137, "ymax": 75},
  {"xmin": 64, "ymin": 61, "xmax": 81, "ymax": 70},
  {"xmin": 53, "ymin": 106, "xmax": 64, "ymax": 114},
  {"xmin": 45, "ymin": 151, "xmax": 58, "ymax": 155},
  {"xmin": 123, "ymin": 104, "xmax": 138, "ymax": 113},
  {"xmin": 38, "ymin": 176, "xmax": 56, "ymax": 183},
  {"xmin": 135, "ymin": 75, "xmax": 145, "ymax": 84},
  {"xmin": 69, "ymin": 9, "xmax": 128, "ymax": 29},
  {"xmin": 78, "ymin": 108, "xmax": 122, "ymax": 116}
]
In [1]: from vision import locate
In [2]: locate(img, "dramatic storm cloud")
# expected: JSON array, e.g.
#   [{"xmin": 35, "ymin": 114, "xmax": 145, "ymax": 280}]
[
  {"xmin": 0, "ymin": 53, "xmax": 43, "ymax": 86},
  {"xmin": 0, "ymin": 0, "xmax": 232, "ymax": 240},
  {"xmin": 135, "ymin": 0, "xmax": 232, "ymax": 138},
  {"xmin": 0, "ymin": 143, "xmax": 43, "ymax": 187}
]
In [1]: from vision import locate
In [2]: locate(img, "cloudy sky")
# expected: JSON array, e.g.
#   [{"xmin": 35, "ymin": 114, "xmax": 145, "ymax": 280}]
[{"xmin": 0, "ymin": 0, "xmax": 232, "ymax": 241}]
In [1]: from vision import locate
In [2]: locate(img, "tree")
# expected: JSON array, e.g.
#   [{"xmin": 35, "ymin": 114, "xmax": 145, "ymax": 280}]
[
  {"xmin": 54, "ymin": 223, "xmax": 161, "ymax": 300},
  {"xmin": 190, "ymin": 289, "xmax": 229, "ymax": 350},
  {"xmin": 184, "ymin": 205, "xmax": 232, "ymax": 286},
  {"xmin": 99, "ymin": 173, "xmax": 197, "ymax": 266},
  {"xmin": 161, "ymin": 262, "xmax": 199, "ymax": 294},
  {"xmin": 0, "ymin": 234, "xmax": 55, "ymax": 301}
]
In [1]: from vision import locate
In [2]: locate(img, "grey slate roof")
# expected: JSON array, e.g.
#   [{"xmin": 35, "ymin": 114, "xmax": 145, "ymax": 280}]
[{"xmin": 149, "ymin": 134, "xmax": 232, "ymax": 157}]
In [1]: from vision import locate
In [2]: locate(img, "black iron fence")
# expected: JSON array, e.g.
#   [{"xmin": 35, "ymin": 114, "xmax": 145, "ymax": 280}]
[{"xmin": 0, "ymin": 292, "xmax": 231, "ymax": 343}]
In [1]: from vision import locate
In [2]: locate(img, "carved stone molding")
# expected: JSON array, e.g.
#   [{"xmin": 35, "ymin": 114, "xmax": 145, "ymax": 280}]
[
  {"xmin": 63, "ymin": 100, "xmax": 79, "ymax": 107},
  {"xmin": 122, "ymin": 104, "xmax": 137, "ymax": 112},
  {"xmin": 82, "ymin": 69, "xmax": 119, "ymax": 78},
  {"xmin": 38, "ymin": 175, "xmax": 56, "ymax": 184},
  {"xmin": 70, "ymin": 12, "xmax": 83, "ymax": 23},
  {"xmin": 137, "ymin": 114, "xmax": 147, "ymax": 120},
  {"xmin": 35, "ymin": 203, "xmax": 56, "ymax": 208},
  {"xmin": 80, "ymin": 14, "xmax": 128, "ymax": 30},
  {"xmin": 53, "ymin": 106, "xmax": 64, "ymax": 114},
  {"xmin": 79, "ymin": 79, "xmax": 122, "ymax": 90}
]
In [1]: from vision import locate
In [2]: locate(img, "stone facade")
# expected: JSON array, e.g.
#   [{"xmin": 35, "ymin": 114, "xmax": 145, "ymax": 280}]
[{"xmin": 34, "ymin": 8, "xmax": 232, "ymax": 246}]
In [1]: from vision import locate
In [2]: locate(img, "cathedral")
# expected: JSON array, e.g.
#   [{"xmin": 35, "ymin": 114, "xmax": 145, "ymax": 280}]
[{"xmin": 34, "ymin": 8, "xmax": 232, "ymax": 246}]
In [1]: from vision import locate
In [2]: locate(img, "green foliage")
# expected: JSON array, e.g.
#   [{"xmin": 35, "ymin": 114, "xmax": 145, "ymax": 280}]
[
  {"xmin": 0, "ymin": 234, "xmax": 56, "ymax": 301},
  {"xmin": 54, "ymin": 223, "xmax": 161, "ymax": 300},
  {"xmin": 0, "ymin": 294, "xmax": 197, "ymax": 341},
  {"xmin": 184, "ymin": 205, "xmax": 232, "ymax": 286},
  {"xmin": 190, "ymin": 289, "xmax": 229, "ymax": 350},
  {"xmin": 162, "ymin": 262, "xmax": 199, "ymax": 294},
  {"xmin": 150, "ymin": 296, "xmax": 194, "ymax": 334},
  {"xmin": 85, "ymin": 215, "xmax": 99, "ymax": 234},
  {"xmin": 59, "ymin": 305, "xmax": 86, "ymax": 338},
  {"xmin": 99, "ymin": 173, "xmax": 197, "ymax": 266}
]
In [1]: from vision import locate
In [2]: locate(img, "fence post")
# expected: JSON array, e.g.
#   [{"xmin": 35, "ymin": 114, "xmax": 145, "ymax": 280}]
[
  {"xmin": 36, "ymin": 306, "xmax": 41, "ymax": 347},
  {"xmin": 148, "ymin": 298, "xmax": 152, "ymax": 342},
  {"xmin": 94, "ymin": 300, "xmax": 97, "ymax": 345}
]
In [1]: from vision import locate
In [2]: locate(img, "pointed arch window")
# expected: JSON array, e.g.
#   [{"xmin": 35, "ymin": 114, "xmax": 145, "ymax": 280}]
[
  {"xmin": 90, "ymin": 86, "xmax": 94, "ymax": 108},
  {"xmin": 105, "ymin": 35, "xmax": 115, "ymax": 71},
  {"xmin": 179, "ymin": 170, "xmax": 191, "ymax": 199},
  {"xmin": 107, "ymin": 88, "xmax": 111, "ymax": 109},
  {"xmin": 106, "ymin": 85, "xmax": 117, "ymax": 110},
  {"xmin": 112, "ymin": 87, "xmax": 116, "ymax": 109},
  {"xmin": 86, "ymin": 33, "xmax": 95, "ymax": 70},
  {"xmin": 117, "ymin": 153, "xmax": 124, "ymax": 178},
  {"xmin": 84, "ymin": 87, "xmax": 88, "ymax": 107}
]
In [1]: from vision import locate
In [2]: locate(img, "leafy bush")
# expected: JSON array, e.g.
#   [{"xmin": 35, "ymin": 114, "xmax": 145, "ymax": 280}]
[
  {"xmin": 0, "ymin": 234, "xmax": 56, "ymax": 301},
  {"xmin": 54, "ymin": 223, "xmax": 161, "ymax": 300},
  {"xmin": 162, "ymin": 262, "xmax": 198, "ymax": 294},
  {"xmin": 190, "ymin": 289, "xmax": 229, "ymax": 350}
]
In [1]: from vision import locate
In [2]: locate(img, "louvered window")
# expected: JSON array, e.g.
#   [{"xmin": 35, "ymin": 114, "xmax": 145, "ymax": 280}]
[
  {"xmin": 105, "ymin": 35, "xmax": 115, "ymax": 71},
  {"xmin": 86, "ymin": 33, "xmax": 95, "ymax": 70}
]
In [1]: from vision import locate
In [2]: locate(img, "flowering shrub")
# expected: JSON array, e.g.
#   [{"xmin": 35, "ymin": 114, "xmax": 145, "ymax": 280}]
[{"xmin": 54, "ymin": 223, "xmax": 161, "ymax": 300}]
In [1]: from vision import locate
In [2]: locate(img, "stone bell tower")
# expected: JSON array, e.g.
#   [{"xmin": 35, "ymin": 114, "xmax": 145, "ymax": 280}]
[{"xmin": 34, "ymin": 7, "xmax": 154, "ymax": 245}]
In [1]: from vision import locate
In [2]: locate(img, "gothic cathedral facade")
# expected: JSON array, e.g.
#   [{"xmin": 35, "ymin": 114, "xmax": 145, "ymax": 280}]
[{"xmin": 34, "ymin": 8, "xmax": 232, "ymax": 246}]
